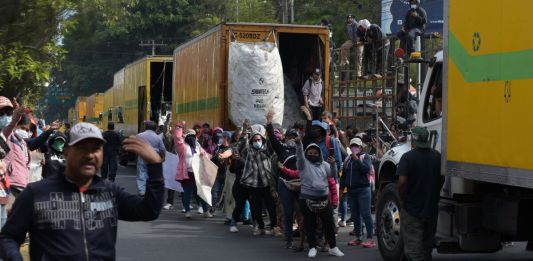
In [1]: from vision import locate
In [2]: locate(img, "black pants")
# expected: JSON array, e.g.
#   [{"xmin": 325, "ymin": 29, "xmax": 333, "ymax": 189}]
[
  {"xmin": 299, "ymin": 199, "xmax": 336, "ymax": 249},
  {"xmin": 249, "ymin": 186, "xmax": 277, "ymax": 230},
  {"xmin": 232, "ymin": 180, "xmax": 251, "ymax": 222},
  {"xmin": 310, "ymin": 106, "xmax": 323, "ymax": 121},
  {"xmin": 397, "ymin": 28, "xmax": 423, "ymax": 55},
  {"xmin": 102, "ymin": 153, "xmax": 118, "ymax": 181},
  {"xmin": 166, "ymin": 189, "xmax": 175, "ymax": 205}
]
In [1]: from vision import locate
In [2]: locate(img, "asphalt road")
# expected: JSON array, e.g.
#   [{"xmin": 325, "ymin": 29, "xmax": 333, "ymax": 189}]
[{"xmin": 114, "ymin": 165, "xmax": 533, "ymax": 261}]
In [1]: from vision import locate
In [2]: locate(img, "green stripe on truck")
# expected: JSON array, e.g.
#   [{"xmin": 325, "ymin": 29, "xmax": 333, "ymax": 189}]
[
  {"xmin": 449, "ymin": 32, "xmax": 533, "ymax": 83},
  {"xmin": 176, "ymin": 97, "xmax": 220, "ymax": 114}
]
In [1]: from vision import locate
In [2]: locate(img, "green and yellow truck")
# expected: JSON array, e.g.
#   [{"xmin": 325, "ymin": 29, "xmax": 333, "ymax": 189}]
[
  {"xmin": 108, "ymin": 56, "xmax": 173, "ymax": 135},
  {"xmin": 376, "ymin": 0, "xmax": 533, "ymax": 259}
]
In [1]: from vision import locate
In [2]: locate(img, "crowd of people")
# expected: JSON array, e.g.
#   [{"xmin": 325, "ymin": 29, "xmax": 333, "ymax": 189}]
[
  {"xmin": 337, "ymin": 0, "xmax": 426, "ymax": 80},
  {"xmin": 0, "ymin": 2, "xmax": 439, "ymax": 259}
]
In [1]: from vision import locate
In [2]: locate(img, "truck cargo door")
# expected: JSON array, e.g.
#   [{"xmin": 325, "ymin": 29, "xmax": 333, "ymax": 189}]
[{"xmin": 138, "ymin": 85, "xmax": 146, "ymax": 132}]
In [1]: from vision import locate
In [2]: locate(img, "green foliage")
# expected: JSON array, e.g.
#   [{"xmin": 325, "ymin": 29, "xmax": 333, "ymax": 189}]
[
  {"xmin": 35, "ymin": 0, "xmax": 383, "ymax": 121},
  {"xmin": 0, "ymin": 0, "xmax": 74, "ymax": 103}
]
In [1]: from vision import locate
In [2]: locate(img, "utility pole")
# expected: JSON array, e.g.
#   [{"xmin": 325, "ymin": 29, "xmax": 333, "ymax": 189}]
[
  {"xmin": 290, "ymin": 0, "xmax": 294, "ymax": 23},
  {"xmin": 139, "ymin": 40, "xmax": 167, "ymax": 56}
]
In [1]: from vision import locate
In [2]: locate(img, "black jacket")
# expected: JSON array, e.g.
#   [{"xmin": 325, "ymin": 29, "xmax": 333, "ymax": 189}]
[
  {"xmin": 0, "ymin": 163, "xmax": 164, "ymax": 261},
  {"xmin": 404, "ymin": 7, "xmax": 427, "ymax": 31},
  {"xmin": 266, "ymin": 124, "xmax": 297, "ymax": 174}
]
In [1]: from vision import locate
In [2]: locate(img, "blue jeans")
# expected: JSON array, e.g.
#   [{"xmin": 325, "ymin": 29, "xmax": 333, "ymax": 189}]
[
  {"xmin": 278, "ymin": 179, "xmax": 299, "ymax": 240},
  {"xmin": 338, "ymin": 195, "xmax": 348, "ymax": 222},
  {"xmin": 183, "ymin": 183, "xmax": 208, "ymax": 212},
  {"xmin": 348, "ymin": 186, "xmax": 373, "ymax": 239},
  {"xmin": 0, "ymin": 204, "xmax": 7, "ymax": 228},
  {"xmin": 211, "ymin": 178, "xmax": 224, "ymax": 209},
  {"xmin": 136, "ymin": 158, "xmax": 148, "ymax": 195}
]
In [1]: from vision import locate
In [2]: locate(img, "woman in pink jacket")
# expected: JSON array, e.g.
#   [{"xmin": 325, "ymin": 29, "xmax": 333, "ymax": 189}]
[{"xmin": 174, "ymin": 122, "xmax": 212, "ymax": 219}]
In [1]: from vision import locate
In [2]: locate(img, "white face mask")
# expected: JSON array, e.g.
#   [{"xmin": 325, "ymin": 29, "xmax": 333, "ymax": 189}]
[
  {"xmin": 15, "ymin": 129, "xmax": 31, "ymax": 139},
  {"xmin": 0, "ymin": 115, "xmax": 11, "ymax": 129},
  {"xmin": 410, "ymin": 4, "xmax": 417, "ymax": 9}
]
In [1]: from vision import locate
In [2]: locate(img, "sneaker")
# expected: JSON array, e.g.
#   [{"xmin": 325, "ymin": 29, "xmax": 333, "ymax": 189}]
[
  {"xmin": 329, "ymin": 247, "xmax": 344, "ymax": 257},
  {"xmin": 308, "ymin": 248, "xmax": 317, "ymax": 258},
  {"xmin": 253, "ymin": 229, "xmax": 266, "ymax": 236},
  {"xmin": 181, "ymin": 208, "xmax": 186, "ymax": 213},
  {"xmin": 163, "ymin": 203, "xmax": 173, "ymax": 210},
  {"xmin": 338, "ymin": 221, "xmax": 346, "ymax": 227},
  {"xmin": 347, "ymin": 221, "xmax": 354, "ymax": 227},
  {"xmin": 229, "ymin": 226, "xmax": 239, "ymax": 233},
  {"xmin": 361, "ymin": 239, "xmax": 376, "ymax": 248},
  {"xmin": 272, "ymin": 227, "xmax": 283, "ymax": 237},
  {"xmin": 197, "ymin": 206, "xmax": 204, "ymax": 214},
  {"xmin": 347, "ymin": 239, "xmax": 363, "ymax": 246},
  {"xmin": 185, "ymin": 212, "xmax": 192, "ymax": 219},
  {"xmin": 284, "ymin": 240, "xmax": 293, "ymax": 249},
  {"xmin": 203, "ymin": 212, "xmax": 213, "ymax": 218},
  {"xmin": 264, "ymin": 229, "xmax": 272, "ymax": 235}
]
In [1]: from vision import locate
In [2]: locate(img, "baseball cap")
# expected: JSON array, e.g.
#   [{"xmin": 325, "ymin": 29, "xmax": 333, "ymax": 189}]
[
  {"xmin": 312, "ymin": 120, "xmax": 328, "ymax": 131},
  {"xmin": 0, "ymin": 97, "xmax": 13, "ymax": 110},
  {"xmin": 411, "ymin": 126, "xmax": 430, "ymax": 149},
  {"xmin": 184, "ymin": 129, "xmax": 196, "ymax": 137},
  {"xmin": 349, "ymin": 138, "xmax": 364, "ymax": 147},
  {"xmin": 68, "ymin": 122, "xmax": 105, "ymax": 146},
  {"xmin": 313, "ymin": 68, "xmax": 321, "ymax": 75}
]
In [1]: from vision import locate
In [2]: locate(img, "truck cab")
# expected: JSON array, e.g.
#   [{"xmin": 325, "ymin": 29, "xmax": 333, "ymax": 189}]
[{"xmin": 375, "ymin": 51, "xmax": 444, "ymax": 260}]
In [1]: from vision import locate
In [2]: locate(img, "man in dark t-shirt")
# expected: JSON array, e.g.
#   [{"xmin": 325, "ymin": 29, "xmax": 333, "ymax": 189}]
[
  {"xmin": 102, "ymin": 122, "xmax": 122, "ymax": 181},
  {"xmin": 396, "ymin": 126, "xmax": 444, "ymax": 261}
]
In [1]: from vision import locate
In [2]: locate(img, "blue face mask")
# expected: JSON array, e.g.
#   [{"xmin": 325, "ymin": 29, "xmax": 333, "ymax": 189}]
[
  {"xmin": 0, "ymin": 115, "xmax": 12, "ymax": 129},
  {"xmin": 252, "ymin": 141, "xmax": 263, "ymax": 150}
]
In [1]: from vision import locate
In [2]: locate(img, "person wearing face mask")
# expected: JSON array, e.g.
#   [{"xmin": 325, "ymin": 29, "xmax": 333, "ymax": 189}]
[
  {"xmin": 174, "ymin": 123, "xmax": 212, "ymax": 219},
  {"xmin": 238, "ymin": 124, "xmax": 278, "ymax": 236},
  {"xmin": 397, "ymin": 0, "xmax": 427, "ymax": 56},
  {"xmin": 340, "ymin": 137, "xmax": 374, "ymax": 248},
  {"xmin": 41, "ymin": 132, "xmax": 67, "ymax": 179},
  {"xmin": 265, "ymin": 111, "xmax": 299, "ymax": 247},
  {"xmin": 293, "ymin": 135, "xmax": 343, "ymax": 258},
  {"xmin": 210, "ymin": 130, "xmax": 232, "ymax": 215}
]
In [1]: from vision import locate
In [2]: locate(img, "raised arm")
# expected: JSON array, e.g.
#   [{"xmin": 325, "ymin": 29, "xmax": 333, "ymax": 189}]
[{"xmin": 118, "ymin": 137, "xmax": 164, "ymax": 221}]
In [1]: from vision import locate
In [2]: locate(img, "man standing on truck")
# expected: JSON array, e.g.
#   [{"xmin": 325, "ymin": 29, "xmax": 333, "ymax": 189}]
[
  {"xmin": 397, "ymin": 0, "xmax": 427, "ymax": 56},
  {"xmin": 340, "ymin": 14, "xmax": 364, "ymax": 79},
  {"xmin": 303, "ymin": 68, "xmax": 324, "ymax": 121},
  {"xmin": 396, "ymin": 126, "xmax": 444, "ymax": 261}
]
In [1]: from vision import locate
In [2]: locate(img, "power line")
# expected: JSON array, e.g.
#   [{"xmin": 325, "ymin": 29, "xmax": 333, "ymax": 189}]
[{"xmin": 139, "ymin": 40, "xmax": 167, "ymax": 56}]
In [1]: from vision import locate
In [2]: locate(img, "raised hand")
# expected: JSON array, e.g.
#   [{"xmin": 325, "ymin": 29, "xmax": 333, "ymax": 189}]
[
  {"xmin": 266, "ymin": 111, "xmax": 274, "ymax": 124},
  {"xmin": 122, "ymin": 136, "xmax": 162, "ymax": 164}
]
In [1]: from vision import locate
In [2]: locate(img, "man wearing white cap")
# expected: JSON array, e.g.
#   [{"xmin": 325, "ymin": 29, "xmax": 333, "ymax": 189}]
[
  {"xmin": 302, "ymin": 68, "xmax": 325, "ymax": 121},
  {"xmin": 0, "ymin": 122, "xmax": 164, "ymax": 260}
]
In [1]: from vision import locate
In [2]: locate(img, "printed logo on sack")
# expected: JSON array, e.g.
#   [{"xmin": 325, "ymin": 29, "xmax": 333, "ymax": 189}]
[
  {"xmin": 258, "ymin": 77, "xmax": 265, "ymax": 85},
  {"xmin": 251, "ymin": 89, "xmax": 269, "ymax": 95}
]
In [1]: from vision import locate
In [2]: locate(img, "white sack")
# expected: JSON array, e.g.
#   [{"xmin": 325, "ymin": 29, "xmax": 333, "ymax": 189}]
[{"xmin": 228, "ymin": 42, "xmax": 284, "ymax": 126}]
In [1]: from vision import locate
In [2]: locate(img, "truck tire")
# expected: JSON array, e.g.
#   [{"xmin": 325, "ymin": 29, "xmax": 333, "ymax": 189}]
[{"xmin": 376, "ymin": 183, "xmax": 404, "ymax": 261}]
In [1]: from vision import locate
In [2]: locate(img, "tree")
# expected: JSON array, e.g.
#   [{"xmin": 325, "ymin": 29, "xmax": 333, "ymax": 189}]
[{"xmin": 0, "ymin": 0, "xmax": 74, "ymax": 105}]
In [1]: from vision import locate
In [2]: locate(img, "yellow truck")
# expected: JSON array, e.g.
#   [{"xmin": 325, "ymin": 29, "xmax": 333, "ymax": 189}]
[
  {"xmin": 110, "ymin": 56, "xmax": 173, "ymax": 135},
  {"xmin": 102, "ymin": 88, "xmax": 114, "ymax": 130},
  {"xmin": 376, "ymin": 0, "xmax": 533, "ymax": 259},
  {"xmin": 85, "ymin": 93, "xmax": 104, "ymax": 129},
  {"xmin": 172, "ymin": 23, "xmax": 331, "ymax": 128},
  {"xmin": 67, "ymin": 107, "xmax": 75, "ymax": 126},
  {"xmin": 74, "ymin": 96, "xmax": 87, "ymax": 124}
]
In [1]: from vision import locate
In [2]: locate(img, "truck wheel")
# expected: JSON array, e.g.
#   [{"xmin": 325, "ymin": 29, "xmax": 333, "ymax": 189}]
[{"xmin": 376, "ymin": 183, "xmax": 404, "ymax": 261}]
